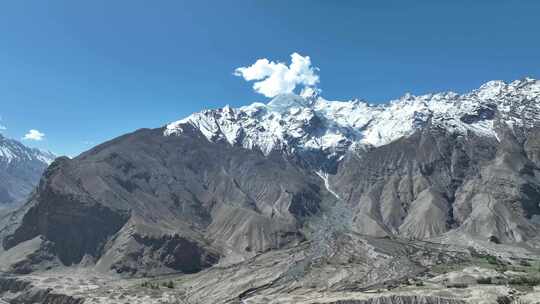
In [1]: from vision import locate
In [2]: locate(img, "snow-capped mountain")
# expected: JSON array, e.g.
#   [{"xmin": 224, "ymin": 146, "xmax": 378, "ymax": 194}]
[
  {"xmin": 6, "ymin": 77, "xmax": 540, "ymax": 297},
  {"xmin": 0, "ymin": 135, "xmax": 55, "ymax": 166},
  {"xmin": 0, "ymin": 134, "xmax": 56, "ymax": 206},
  {"xmin": 166, "ymin": 78, "xmax": 540, "ymax": 168}
]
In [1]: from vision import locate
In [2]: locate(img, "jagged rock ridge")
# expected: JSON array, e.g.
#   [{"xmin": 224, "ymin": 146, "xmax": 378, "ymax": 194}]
[{"xmin": 166, "ymin": 78, "xmax": 539, "ymax": 170}]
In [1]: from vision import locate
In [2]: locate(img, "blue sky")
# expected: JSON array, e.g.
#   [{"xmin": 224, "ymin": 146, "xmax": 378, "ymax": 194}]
[{"xmin": 1, "ymin": 0, "xmax": 539, "ymax": 156}]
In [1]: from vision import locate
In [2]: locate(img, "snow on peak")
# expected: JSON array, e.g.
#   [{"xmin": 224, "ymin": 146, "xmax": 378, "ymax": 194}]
[
  {"xmin": 476, "ymin": 80, "xmax": 506, "ymax": 100},
  {"xmin": 165, "ymin": 78, "xmax": 540, "ymax": 162},
  {"xmin": 0, "ymin": 134, "xmax": 56, "ymax": 165}
]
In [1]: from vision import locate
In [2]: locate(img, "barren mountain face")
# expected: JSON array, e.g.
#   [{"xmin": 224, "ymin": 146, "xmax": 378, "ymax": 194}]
[
  {"xmin": 2, "ymin": 127, "xmax": 327, "ymax": 276},
  {"xmin": 2, "ymin": 78, "xmax": 540, "ymax": 303}
]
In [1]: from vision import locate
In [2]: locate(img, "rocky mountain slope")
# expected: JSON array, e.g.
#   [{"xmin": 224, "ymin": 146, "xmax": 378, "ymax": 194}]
[
  {"xmin": 164, "ymin": 77, "xmax": 540, "ymax": 243},
  {"xmin": 2, "ymin": 78, "xmax": 540, "ymax": 303},
  {"xmin": 0, "ymin": 134, "xmax": 55, "ymax": 207},
  {"xmin": 2, "ymin": 127, "xmax": 329, "ymax": 276}
]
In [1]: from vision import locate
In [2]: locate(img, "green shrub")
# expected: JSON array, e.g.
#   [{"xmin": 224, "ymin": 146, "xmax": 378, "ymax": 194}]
[
  {"xmin": 163, "ymin": 280, "xmax": 175, "ymax": 289},
  {"xmin": 486, "ymin": 255, "xmax": 499, "ymax": 265},
  {"xmin": 141, "ymin": 281, "xmax": 160, "ymax": 289}
]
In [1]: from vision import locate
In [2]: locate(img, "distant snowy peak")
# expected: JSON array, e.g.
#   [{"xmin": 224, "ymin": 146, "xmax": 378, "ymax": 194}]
[
  {"xmin": 0, "ymin": 134, "xmax": 56, "ymax": 166},
  {"xmin": 0, "ymin": 134, "xmax": 55, "ymax": 206},
  {"xmin": 165, "ymin": 78, "xmax": 540, "ymax": 160}
]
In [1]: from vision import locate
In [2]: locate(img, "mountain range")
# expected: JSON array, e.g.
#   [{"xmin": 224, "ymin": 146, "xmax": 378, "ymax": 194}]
[
  {"xmin": 1, "ymin": 78, "xmax": 540, "ymax": 303},
  {"xmin": 0, "ymin": 134, "xmax": 55, "ymax": 207}
]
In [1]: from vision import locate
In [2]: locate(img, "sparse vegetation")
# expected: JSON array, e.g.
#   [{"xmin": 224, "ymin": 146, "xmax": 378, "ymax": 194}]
[
  {"xmin": 496, "ymin": 297, "xmax": 532, "ymax": 304},
  {"xmin": 485, "ymin": 255, "xmax": 499, "ymax": 265},
  {"xmin": 141, "ymin": 281, "xmax": 160, "ymax": 289},
  {"xmin": 141, "ymin": 280, "xmax": 175, "ymax": 289},
  {"xmin": 508, "ymin": 276, "xmax": 540, "ymax": 287},
  {"xmin": 445, "ymin": 282, "xmax": 468, "ymax": 288},
  {"xmin": 476, "ymin": 277, "xmax": 492, "ymax": 284},
  {"xmin": 163, "ymin": 280, "xmax": 175, "ymax": 289},
  {"xmin": 519, "ymin": 260, "xmax": 532, "ymax": 267},
  {"xmin": 496, "ymin": 296, "xmax": 511, "ymax": 304}
]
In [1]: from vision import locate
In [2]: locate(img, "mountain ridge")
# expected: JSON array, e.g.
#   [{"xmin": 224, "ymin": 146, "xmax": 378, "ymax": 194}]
[
  {"xmin": 165, "ymin": 77, "xmax": 540, "ymax": 171},
  {"xmin": 0, "ymin": 134, "xmax": 56, "ymax": 206}
]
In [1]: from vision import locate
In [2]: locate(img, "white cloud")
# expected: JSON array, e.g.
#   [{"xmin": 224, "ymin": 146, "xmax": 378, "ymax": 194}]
[
  {"xmin": 234, "ymin": 52, "xmax": 320, "ymax": 98},
  {"xmin": 23, "ymin": 129, "xmax": 45, "ymax": 141}
]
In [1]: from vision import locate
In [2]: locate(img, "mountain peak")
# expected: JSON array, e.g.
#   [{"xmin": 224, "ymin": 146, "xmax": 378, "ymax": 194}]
[
  {"xmin": 267, "ymin": 93, "xmax": 312, "ymax": 112},
  {"xmin": 0, "ymin": 135, "xmax": 55, "ymax": 165},
  {"xmin": 166, "ymin": 78, "xmax": 540, "ymax": 169},
  {"xmin": 473, "ymin": 77, "xmax": 539, "ymax": 100},
  {"xmin": 0, "ymin": 135, "xmax": 56, "ymax": 205}
]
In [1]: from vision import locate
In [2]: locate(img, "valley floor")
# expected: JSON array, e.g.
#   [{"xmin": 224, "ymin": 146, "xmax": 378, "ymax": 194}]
[{"xmin": 2, "ymin": 236, "xmax": 540, "ymax": 304}]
